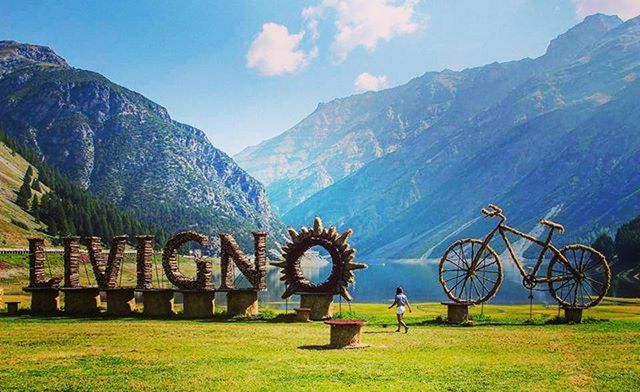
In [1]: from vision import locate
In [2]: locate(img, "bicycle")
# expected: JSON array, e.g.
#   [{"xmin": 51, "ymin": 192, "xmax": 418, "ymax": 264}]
[{"xmin": 438, "ymin": 204, "xmax": 610, "ymax": 308}]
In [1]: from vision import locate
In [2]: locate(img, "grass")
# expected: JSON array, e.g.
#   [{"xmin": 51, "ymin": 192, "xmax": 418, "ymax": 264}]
[
  {"xmin": 0, "ymin": 301, "xmax": 639, "ymax": 391},
  {"xmin": 1, "ymin": 253, "xmax": 639, "ymax": 390}
]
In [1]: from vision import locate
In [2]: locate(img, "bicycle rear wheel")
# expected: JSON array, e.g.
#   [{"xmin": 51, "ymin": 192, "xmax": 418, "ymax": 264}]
[
  {"xmin": 547, "ymin": 245, "xmax": 610, "ymax": 309},
  {"xmin": 439, "ymin": 239, "xmax": 502, "ymax": 304}
]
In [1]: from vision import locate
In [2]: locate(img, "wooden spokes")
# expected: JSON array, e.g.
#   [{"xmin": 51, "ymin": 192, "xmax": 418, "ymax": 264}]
[
  {"xmin": 547, "ymin": 245, "xmax": 610, "ymax": 309},
  {"xmin": 439, "ymin": 238, "xmax": 503, "ymax": 304}
]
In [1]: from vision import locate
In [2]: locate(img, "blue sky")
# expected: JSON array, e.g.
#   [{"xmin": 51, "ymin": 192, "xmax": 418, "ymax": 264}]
[{"xmin": 2, "ymin": 1, "xmax": 640, "ymax": 155}]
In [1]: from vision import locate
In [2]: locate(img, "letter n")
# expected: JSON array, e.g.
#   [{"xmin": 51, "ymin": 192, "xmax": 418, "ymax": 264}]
[{"xmin": 219, "ymin": 232, "xmax": 266, "ymax": 290}]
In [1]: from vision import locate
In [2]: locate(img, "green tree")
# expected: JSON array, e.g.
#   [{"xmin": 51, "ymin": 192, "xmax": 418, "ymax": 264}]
[
  {"xmin": 615, "ymin": 216, "xmax": 640, "ymax": 270},
  {"xmin": 32, "ymin": 177, "xmax": 42, "ymax": 192},
  {"xmin": 31, "ymin": 195, "xmax": 40, "ymax": 218},
  {"xmin": 592, "ymin": 233, "xmax": 616, "ymax": 261},
  {"xmin": 24, "ymin": 166, "xmax": 33, "ymax": 182},
  {"xmin": 15, "ymin": 169, "xmax": 33, "ymax": 209}
]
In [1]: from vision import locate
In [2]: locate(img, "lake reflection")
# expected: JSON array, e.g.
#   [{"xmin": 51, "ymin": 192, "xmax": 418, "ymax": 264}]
[{"xmin": 226, "ymin": 259, "xmax": 558, "ymax": 305}]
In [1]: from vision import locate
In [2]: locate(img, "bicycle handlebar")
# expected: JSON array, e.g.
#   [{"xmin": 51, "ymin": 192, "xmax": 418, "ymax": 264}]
[{"xmin": 481, "ymin": 204, "xmax": 504, "ymax": 218}]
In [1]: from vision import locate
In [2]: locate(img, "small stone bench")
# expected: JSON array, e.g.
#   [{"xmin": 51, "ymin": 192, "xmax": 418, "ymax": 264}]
[
  {"xmin": 324, "ymin": 319, "xmax": 367, "ymax": 348},
  {"xmin": 441, "ymin": 302, "xmax": 474, "ymax": 324},
  {"xmin": 6, "ymin": 301, "xmax": 20, "ymax": 315},
  {"xmin": 563, "ymin": 307, "xmax": 583, "ymax": 323},
  {"xmin": 294, "ymin": 307, "xmax": 311, "ymax": 322}
]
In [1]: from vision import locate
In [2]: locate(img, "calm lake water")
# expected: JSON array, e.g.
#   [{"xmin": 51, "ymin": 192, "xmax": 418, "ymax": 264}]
[{"xmin": 206, "ymin": 258, "xmax": 559, "ymax": 305}]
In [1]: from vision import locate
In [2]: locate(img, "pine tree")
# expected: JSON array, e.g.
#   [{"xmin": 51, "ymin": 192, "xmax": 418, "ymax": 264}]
[
  {"xmin": 24, "ymin": 166, "xmax": 33, "ymax": 182},
  {"xmin": 615, "ymin": 216, "xmax": 640, "ymax": 270},
  {"xmin": 16, "ymin": 169, "xmax": 33, "ymax": 209},
  {"xmin": 592, "ymin": 233, "xmax": 615, "ymax": 261},
  {"xmin": 32, "ymin": 177, "xmax": 42, "ymax": 192},
  {"xmin": 31, "ymin": 195, "xmax": 40, "ymax": 218}
]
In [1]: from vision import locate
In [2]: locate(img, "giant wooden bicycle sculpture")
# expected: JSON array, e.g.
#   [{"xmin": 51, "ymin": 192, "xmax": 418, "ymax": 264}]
[{"xmin": 439, "ymin": 204, "xmax": 610, "ymax": 308}]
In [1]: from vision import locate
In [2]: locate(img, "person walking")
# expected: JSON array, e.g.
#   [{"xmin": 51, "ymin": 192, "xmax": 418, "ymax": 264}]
[{"xmin": 388, "ymin": 287, "xmax": 412, "ymax": 333}]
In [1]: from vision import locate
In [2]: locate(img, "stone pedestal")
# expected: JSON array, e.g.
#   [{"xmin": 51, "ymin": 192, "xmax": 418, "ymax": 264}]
[
  {"xmin": 563, "ymin": 307, "xmax": 583, "ymax": 323},
  {"xmin": 226, "ymin": 289, "xmax": 258, "ymax": 317},
  {"xmin": 105, "ymin": 288, "xmax": 136, "ymax": 316},
  {"xmin": 181, "ymin": 290, "xmax": 215, "ymax": 318},
  {"xmin": 62, "ymin": 287, "xmax": 101, "ymax": 315},
  {"xmin": 6, "ymin": 301, "xmax": 20, "ymax": 315},
  {"xmin": 23, "ymin": 287, "xmax": 61, "ymax": 315},
  {"xmin": 441, "ymin": 302, "xmax": 472, "ymax": 324},
  {"xmin": 324, "ymin": 320, "xmax": 367, "ymax": 348},
  {"xmin": 299, "ymin": 293, "xmax": 334, "ymax": 321},
  {"xmin": 294, "ymin": 307, "xmax": 311, "ymax": 322},
  {"xmin": 139, "ymin": 289, "xmax": 175, "ymax": 317}
]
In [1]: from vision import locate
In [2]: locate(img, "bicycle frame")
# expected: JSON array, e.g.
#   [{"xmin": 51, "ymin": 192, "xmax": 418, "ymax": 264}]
[{"xmin": 471, "ymin": 218, "xmax": 578, "ymax": 284}]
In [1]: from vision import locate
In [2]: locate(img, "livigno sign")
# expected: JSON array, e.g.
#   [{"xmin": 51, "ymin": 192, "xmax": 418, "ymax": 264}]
[{"xmin": 21, "ymin": 218, "xmax": 366, "ymax": 319}]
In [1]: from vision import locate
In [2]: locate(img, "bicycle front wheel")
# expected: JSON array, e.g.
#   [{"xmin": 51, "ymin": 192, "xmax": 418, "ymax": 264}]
[
  {"xmin": 439, "ymin": 238, "xmax": 503, "ymax": 304},
  {"xmin": 547, "ymin": 244, "xmax": 610, "ymax": 309}
]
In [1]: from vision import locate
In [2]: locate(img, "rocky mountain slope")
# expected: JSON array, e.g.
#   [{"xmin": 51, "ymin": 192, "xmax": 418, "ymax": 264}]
[
  {"xmin": 0, "ymin": 41, "xmax": 284, "ymax": 249},
  {"xmin": 236, "ymin": 14, "xmax": 624, "ymax": 216},
  {"xmin": 0, "ymin": 140, "xmax": 50, "ymax": 247},
  {"xmin": 238, "ymin": 14, "xmax": 640, "ymax": 258}
]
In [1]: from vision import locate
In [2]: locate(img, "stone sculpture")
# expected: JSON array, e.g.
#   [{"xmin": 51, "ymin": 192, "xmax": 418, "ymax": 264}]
[
  {"xmin": 272, "ymin": 217, "xmax": 367, "ymax": 301},
  {"xmin": 85, "ymin": 235, "xmax": 128, "ymax": 289},
  {"xmin": 219, "ymin": 232, "xmax": 267, "ymax": 290},
  {"xmin": 26, "ymin": 238, "xmax": 60, "ymax": 288},
  {"xmin": 162, "ymin": 231, "xmax": 212, "ymax": 290}
]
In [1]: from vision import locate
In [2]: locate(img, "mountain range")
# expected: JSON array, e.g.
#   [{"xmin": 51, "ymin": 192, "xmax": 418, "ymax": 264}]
[
  {"xmin": 0, "ymin": 40, "xmax": 284, "ymax": 249},
  {"xmin": 236, "ymin": 14, "xmax": 640, "ymax": 259}
]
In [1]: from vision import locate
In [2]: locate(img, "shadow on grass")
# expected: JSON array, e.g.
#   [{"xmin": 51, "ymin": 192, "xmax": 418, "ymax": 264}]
[
  {"xmin": 1, "ymin": 310, "xmax": 609, "ymax": 327},
  {"xmin": 363, "ymin": 330, "xmax": 395, "ymax": 334},
  {"xmin": 298, "ymin": 344, "xmax": 369, "ymax": 350},
  {"xmin": 298, "ymin": 344, "xmax": 338, "ymax": 351}
]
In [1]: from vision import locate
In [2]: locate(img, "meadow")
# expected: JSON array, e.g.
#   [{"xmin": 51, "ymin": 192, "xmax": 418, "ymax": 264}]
[
  {"xmin": 2, "ymin": 253, "xmax": 640, "ymax": 390},
  {"xmin": 1, "ymin": 299, "xmax": 639, "ymax": 391}
]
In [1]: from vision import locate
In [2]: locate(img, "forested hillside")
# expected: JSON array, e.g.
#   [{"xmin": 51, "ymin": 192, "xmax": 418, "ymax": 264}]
[
  {"xmin": 0, "ymin": 128, "xmax": 168, "ymax": 247},
  {"xmin": 0, "ymin": 40, "xmax": 284, "ymax": 251},
  {"xmin": 593, "ymin": 216, "xmax": 640, "ymax": 297}
]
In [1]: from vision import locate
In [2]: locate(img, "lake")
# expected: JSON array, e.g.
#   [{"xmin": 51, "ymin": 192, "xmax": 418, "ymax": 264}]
[{"xmin": 223, "ymin": 258, "xmax": 560, "ymax": 305}]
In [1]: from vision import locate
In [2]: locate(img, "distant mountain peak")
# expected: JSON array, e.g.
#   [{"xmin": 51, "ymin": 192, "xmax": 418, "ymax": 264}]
[
  {"xmin": 542, "ymin": 14, "xmax": 623, "ymax": 66},
  {"xmin": 0, "ymin": 40, "xmax": 69, "ymax": 76}
]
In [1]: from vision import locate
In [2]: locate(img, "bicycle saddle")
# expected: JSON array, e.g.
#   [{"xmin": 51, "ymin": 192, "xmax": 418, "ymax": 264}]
[{"xmin": 540, "ymin": 219, "xmax": 565, "ymax": 233}]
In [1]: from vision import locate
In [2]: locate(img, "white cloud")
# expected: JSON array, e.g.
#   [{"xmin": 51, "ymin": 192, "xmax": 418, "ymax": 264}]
[
  {"xmin": 247, "ymin": 23, "xmax": 317, "ymax": 76},
  {"xmin": 354, "ymin": 72, "xmax": 388, "ymax": 92},
  {"xmin": 571, "ymin": 0, "xmax": 640, "ymax": 20},
  {"xmin": 305, "ymin": 0, "xmax": 424, "ymax": 62}
]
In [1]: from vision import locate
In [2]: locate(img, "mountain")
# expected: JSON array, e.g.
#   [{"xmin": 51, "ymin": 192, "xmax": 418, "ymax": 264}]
[
  {"xmin": 0, "ymin": 139, "xmax": 50, "ymax": 247},
  {"xmin": 237, "ymin": 14, "xmax": 640, "ymax": 259},
  {"xmin": 0, "ymin": 40, "xmax": 284, "ymax": 249},
  {"xmin": 1, "ymin": 128, "xmax": 168, "ymax": 248},
  {"xmin": 236, "ymin": 14, "xmax": 624, "ymax": 215}
]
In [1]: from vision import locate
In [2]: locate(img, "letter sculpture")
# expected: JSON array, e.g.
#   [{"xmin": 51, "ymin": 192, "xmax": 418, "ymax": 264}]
[
  {"xmin": 63, "ymin": 236, "xmax": 81, "ymax": 288},
  {"xmin": 135, "ymin": 235, "xmax": 154, "ymax": 290},
  {"xmin": 272, "ymin": 217, "xmax": 367, "ymax": 301},
  {"xmin": 85, "ymin": 235, "xmax": 128, "ymax": 289},
  {"xmin": 26, "ymin": 238, "xmax": 61, "ymax": 288},
  {"xmin": 162, "ymin": 231, "xmax": 212, "ymax": 290},
  {"xmin": 219, "ymin": 232, "xmax": 267, "ymax": 290}
]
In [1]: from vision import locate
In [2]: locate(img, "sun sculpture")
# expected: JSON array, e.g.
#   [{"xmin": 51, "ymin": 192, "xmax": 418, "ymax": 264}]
[{"xmin": 271, "ymin": 217, "xmax": 367, "ymax": 301}]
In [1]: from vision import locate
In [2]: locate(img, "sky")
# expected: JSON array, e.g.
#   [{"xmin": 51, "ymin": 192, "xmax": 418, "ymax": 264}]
[{"xmin": 2, "ymin": 1, "xmax": 640, "ymax": 155}]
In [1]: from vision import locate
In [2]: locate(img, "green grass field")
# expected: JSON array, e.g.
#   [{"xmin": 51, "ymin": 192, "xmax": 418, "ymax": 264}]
[
  {"xmin": 2, "ymin": 254, "xmax": 639, "ymax": 390},
  {"xmin": 1, "ymin": 300, "xmax": 639, "ymax": 391}
]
